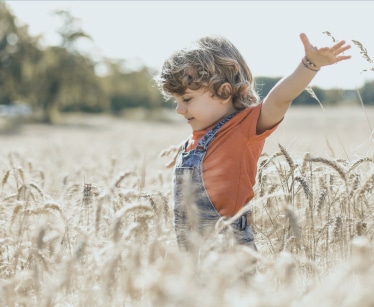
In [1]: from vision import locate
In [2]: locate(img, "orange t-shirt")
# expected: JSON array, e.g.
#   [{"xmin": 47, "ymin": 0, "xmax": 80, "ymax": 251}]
[{"xmin": 186, "ymin": 103, "xmax": 280, "ymax": 217}]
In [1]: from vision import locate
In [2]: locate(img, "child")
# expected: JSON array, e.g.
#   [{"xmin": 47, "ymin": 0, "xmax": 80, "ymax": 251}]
[{"xmin": 156, "ymin": 33, "xmax": 351, "ymax": 250}]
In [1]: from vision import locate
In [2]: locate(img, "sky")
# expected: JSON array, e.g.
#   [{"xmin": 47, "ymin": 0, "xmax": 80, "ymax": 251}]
[{"xmin": 6, "ymin": 1, "xmax": 374, "ymax": 89}]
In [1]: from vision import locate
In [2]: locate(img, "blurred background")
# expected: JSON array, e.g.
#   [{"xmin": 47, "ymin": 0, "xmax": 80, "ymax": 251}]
[{"xmin": 1, "ymin": 1, "xmax": 374, "ymax": 130}]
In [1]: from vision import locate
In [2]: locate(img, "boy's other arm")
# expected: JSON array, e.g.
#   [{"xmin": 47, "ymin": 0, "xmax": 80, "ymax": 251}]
[{"xmin": 257, "ymin": 33, "xmax": 351, "ymax": 134}]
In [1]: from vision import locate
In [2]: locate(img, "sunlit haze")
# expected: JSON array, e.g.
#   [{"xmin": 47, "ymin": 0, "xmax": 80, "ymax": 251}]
[{"xmin": 6, "ymin": 1, "xmax": 374, "ymax": 89}]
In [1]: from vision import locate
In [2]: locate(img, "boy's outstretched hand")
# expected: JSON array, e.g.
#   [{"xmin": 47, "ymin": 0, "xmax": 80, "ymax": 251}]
[
  {"xmin": 300, "ymin": 32, "xmax": 351, "ymax": 69},
  {"xmin": 258, "ymin": 32, "xmax": 352, "ymax": 135}
]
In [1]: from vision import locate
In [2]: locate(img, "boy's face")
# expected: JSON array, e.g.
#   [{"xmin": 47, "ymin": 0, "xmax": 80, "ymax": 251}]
[{"xmin": 173, "ymin": 88, "xmax": 235, "ymax": 131}]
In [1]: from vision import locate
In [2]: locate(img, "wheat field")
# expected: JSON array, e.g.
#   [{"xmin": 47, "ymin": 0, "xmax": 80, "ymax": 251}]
[{"xmin": 0, "ymin": 105, "xmax": 374, "ymax": 306}]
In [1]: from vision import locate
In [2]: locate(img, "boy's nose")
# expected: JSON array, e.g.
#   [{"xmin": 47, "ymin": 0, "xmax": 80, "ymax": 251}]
[{"xmin": 175, "ymin": 102, "xmax": 186, "ymax": 114}]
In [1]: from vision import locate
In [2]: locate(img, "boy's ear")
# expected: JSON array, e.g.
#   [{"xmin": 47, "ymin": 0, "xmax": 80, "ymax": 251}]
[{"xmin": 218, "ymin": 83, "xmax": 232, "ymax": 102}]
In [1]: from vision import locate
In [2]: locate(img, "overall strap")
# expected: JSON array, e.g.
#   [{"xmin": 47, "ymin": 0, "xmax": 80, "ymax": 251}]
[{"xmin": 195, "ymin": 112, "xmax": 237, "ymax": 151}]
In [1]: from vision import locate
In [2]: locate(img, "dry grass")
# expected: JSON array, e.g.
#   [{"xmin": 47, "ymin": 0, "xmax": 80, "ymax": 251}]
[{"xmin": 0, "ymin": 107, "xmax": 374, "ymax": 306}]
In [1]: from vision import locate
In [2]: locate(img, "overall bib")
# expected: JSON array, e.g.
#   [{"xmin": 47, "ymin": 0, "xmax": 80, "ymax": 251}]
[{"xmin": 173, "ymin": 113, "xmax": 256, "ymax": 250}]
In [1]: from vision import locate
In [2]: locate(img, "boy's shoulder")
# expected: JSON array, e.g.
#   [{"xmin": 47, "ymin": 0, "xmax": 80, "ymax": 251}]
[
  {"xmin": 229, "ymin": 102, "xmax": 267, "ymax": 138},
  {"xmin": 237, "ymin": 102, "xmax": 262, "ymax": 120}
]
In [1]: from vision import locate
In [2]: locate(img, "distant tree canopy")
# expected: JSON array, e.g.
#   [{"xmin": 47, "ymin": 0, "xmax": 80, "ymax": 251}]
[
  {"xmin": 101, "ymin": 59, "xmax": 162, "ymax": 114},
  {"xmin": 255, "ymin": 77, "xmax": 325, "ymax": 105},
  {"xmin": 0, "ymin": 3, "xmax": 162, "ymax": 123},
  {"xmin": 1, "ymin": 2, "xmax": 373, "ymax": 124},
  {"xmin": 0, "ymin": 2, "xmax": 41, "ymax": 105},
  {"xmin": 360, "ymin": 80, "xmax": 374, "ymax": 105},
  {"xmin": 0, "ymin": 3, "xmax": 108, "ymax": 123}
]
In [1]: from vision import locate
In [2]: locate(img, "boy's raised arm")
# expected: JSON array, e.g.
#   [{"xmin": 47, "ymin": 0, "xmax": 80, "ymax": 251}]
[{"xmin": 256, "ymin": 33, "xmax": 351, "ymax": 134}]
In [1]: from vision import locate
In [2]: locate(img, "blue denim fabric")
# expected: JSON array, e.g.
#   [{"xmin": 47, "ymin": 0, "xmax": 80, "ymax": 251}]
[{"xmin": 173, "ymin": 113, "xmax": 256, "ymax": 250}]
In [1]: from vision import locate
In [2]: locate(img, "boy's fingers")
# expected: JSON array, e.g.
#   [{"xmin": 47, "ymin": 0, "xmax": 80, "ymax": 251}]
[
  {"xmin": 337, "ymin": 55, "xmax": 352, "ymax": 61},
  {"xmin": 340, "ymin": 45, "xmax": 351, "ymax": 53},
  {"xmin": 299, "ymin": 33, "xmax": 313, "ymax": 51}
]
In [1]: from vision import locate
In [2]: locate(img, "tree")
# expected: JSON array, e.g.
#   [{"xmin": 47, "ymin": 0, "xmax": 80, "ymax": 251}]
[
  {"xmin": 255, "ymin": 76, "xmax": 281, "ymax": 101},
  {"xmin": 29, "ymin": 10, "xmax": 108, "ymax": 123},
  {"xmin": 31, "ymin": 46, "xmax": 108, "ymax": 122},
  {"xmin": 101, "ymin": 59, "xmax": 162, "ymax": 114},
  {"xmin": 1, "ymin": 5, "xmax": 108, "ymax": 123},
  {"xmin": 53, "ymin": 10, "xmax": 91, "ymax": 51},
  {"xmin": 255, "ymin": 76, "xmax": 326, "ymax": 105},
  {"xmin": 0, "ymin": 2, "xmax": 41, "ymax": 105},
  {"xmin": 359, "ymin": 80, "xmax": 374, "ymax": 105},
  {"xmin": 293, "ymin": 86, "xmax": 326, "ymax": 106},
  {"xmin": 324, "ymin": 89, "xmax": 345, "ymax": 105}
]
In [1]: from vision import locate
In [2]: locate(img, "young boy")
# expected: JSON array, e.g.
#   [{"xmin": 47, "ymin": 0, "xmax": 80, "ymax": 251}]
[{"xmin": 156, "ymin": 33, "xmax": 351, "ymax": 250}]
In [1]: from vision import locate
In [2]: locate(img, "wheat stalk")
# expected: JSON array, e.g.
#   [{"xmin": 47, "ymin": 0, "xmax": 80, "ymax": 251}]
[
  {"xmin": 352, "ymin": 40, "xmax": 373, "ymax": 64},
  {"xmin": 323, "ymin": 31, "xmax": 337, "ymax": 42},
  {"xmin": 347, "ymin": 157, "xmax": 372, "ymax": 174},
  {"xmin": 113, "ymin": 171, "xmax": 133, "ymax": 188},
  {"xmin": 332, "ymin": 214, "xmax": 343, "ymax": 243},
  {"xmin": 308, "ymin": 157, "xmax": 347, "ymax": 182},
  {"xmin": 17, "ymin": 166, "xmax": 25, "ymax": 184},
  {"xmin": 29, "ymin": 182, "xmax": 44, "ymax": 197},
  {"xmin": 356, "ymin": 172, "xmax": 374, "ymax": 198},
  {"xmin": 2, "ymin": 169, "xmax": 10, "ymax": 188},
  {"xmin": 305, "ymin": 86, "xmax": 325, "ymax": 110},
  {"xmin": 278, "ymin": 144, "xmax": 295, "ymax": 170},
  {"xmin": 300, "ymin": 152, "xmax": 311, "ymax": 176},
  {"xmin": 316, "ymin": 189, "xmax": 327, "ymax": 215},
  {"xmin": 295, "ymin": 176, "xmax": 311, "ymax": 200}
]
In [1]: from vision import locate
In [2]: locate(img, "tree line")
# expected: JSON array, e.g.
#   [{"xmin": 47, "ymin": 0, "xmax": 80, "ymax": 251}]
[{"xmin": 1, "ymin": 3, "xmax": 373, "ymax": 124}]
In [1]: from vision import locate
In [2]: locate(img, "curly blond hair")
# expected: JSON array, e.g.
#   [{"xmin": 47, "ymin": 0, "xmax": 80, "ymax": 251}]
[{"xmin": 155, "ymin": 35, "xmax": 259, "ymax": 110}]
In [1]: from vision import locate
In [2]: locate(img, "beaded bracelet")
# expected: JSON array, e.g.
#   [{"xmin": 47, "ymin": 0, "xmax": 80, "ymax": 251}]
[
  {"xmin": 305, "ymin": 56, "xmax": 318, "ymax": 68},
  {"xmin": 302, "ymin": 57, "xmax": 320, "ymax": 72}
]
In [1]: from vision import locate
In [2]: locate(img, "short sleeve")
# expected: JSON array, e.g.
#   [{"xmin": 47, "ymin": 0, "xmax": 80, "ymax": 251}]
[{"xmin": 248, "ymin": 102, "xmax": 283, "ymax": 141}]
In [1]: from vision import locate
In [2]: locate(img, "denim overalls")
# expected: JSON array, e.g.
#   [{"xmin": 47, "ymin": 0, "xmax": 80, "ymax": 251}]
[{"xmin": 173, "ymin": 113, "xmax": 256, "ymax": 250}]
